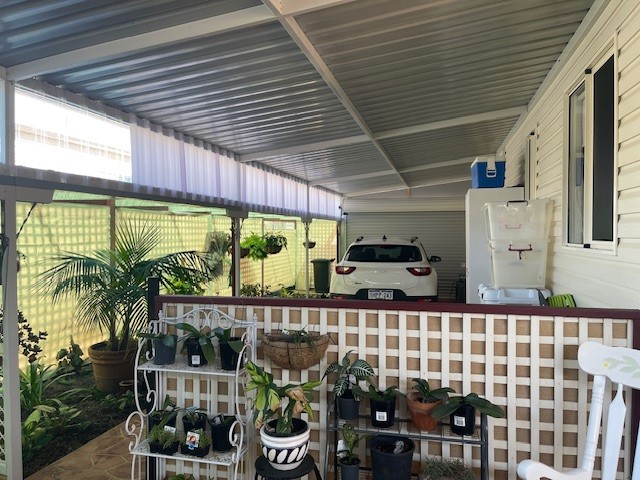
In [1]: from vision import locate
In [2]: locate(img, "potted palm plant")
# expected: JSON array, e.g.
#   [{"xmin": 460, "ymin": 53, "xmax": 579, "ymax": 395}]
[
  {"xmin": 245, "ymin": 361, "xmax": 322, "ymax": 470},
  {"xmin": 323, "ymin": 350, "xmax": 374, "ymax": 420},
  {"xmin": 431, "ymin": 393, "xmax": 504, "ymax": 435},
  {"xmin": 406, "ymin": 378, "xmax": 455, "ymax": 431},
  {"xmin": 39, "ymin": 220, "xmax": 217, "ymax": 392}
]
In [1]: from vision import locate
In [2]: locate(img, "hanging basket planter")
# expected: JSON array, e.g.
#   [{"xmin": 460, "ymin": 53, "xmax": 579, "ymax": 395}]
[
  {"xmin": 302, "ymin": 241, "xmax": 316, "ymax": 249},
  {"xmin": 262, "ymin": 331, "xmax": 330, "ymax": 370}
]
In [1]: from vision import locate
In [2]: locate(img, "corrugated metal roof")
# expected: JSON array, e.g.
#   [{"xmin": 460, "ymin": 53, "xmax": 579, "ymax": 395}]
[{"xmin": 0, "ymin": 0, "xmax": 596, "ymax": 199}]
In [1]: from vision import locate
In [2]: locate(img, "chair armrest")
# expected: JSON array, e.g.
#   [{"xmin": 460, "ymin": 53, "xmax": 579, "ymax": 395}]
[{"xmin": 517, "ymin": 460, "xmax": 589, "ymax": 480}]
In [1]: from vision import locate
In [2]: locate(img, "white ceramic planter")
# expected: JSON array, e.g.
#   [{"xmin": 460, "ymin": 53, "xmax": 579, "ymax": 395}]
[{"xmin": 259, "ymin": 419, "xmax": 310, "ymax": 470}]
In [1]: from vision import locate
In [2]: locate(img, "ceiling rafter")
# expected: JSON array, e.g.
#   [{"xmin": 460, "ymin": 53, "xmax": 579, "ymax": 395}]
[
  {"xmin": 345, "ymin": 175, "xmax": 471, "ymax": 198},
  {"xmin": 260, "ymin": 0, "xmax": 408, "ymax": 189},
  {"xmin": 6, "ymin": 5, "xmax": 276, "ymax": 81},
  {"xmin": 240, "ymin": 134, "xmax": 369, "ymax": 162},
  {"xmin": 277, "ymin": 0, "xmax": 358, "ymax": 16}
]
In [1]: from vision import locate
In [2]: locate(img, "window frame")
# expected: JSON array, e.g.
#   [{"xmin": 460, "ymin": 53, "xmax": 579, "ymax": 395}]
[{"xmin": 564, "ymin": 46, "xmax": 617, "ymax": 253}]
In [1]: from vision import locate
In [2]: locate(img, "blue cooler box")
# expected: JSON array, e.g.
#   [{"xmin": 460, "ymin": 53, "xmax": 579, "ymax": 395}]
[{"xmin": 471, "ymin": 157, "xmax": 505, "ymax": 188}]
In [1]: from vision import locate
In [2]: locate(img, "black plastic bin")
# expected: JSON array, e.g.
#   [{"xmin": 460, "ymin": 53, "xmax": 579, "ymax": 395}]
[{"xmin": 311, "ymin": 258, "xmax": 333, "ymax": 294}]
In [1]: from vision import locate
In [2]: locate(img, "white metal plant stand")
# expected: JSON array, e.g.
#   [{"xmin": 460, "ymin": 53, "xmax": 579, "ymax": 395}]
[{"xmin": 126, "ymin": 306, "xmax": 257, "ymax": 480}]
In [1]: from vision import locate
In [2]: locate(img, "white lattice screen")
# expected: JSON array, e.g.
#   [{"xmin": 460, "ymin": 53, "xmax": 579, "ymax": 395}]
[{"xmin": 157, "ymin": 299, "xmax": 635, "ymax": 480}]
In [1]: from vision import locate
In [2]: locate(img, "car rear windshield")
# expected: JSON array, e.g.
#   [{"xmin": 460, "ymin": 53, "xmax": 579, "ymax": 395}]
[{"xmin": 345, "ymin": 244, "xmax": 422, "ymax": 262}]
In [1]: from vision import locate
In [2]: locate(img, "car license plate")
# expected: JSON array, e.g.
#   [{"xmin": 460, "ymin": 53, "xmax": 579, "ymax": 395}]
[{"xmin": 368, "ymin": 289, "xmax": 393, "ymax": 300}]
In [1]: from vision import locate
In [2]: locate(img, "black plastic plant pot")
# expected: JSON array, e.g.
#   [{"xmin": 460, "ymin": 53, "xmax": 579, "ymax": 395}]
[
  {"xmin": 153, "ymin": 336, "xmax": 177, "ymax": 365},
  {"xmin": 149, "ymin": 441, "xmax": 160, "ymax": 454},
  {"xmin": 159, "ymin": 441, "xmax": 179, "ymax": 456},
  {"xmin": 219, "ymin": 338, "xmax": 242, "ymax": 371},
  {"xmin": 450, "ymin": 404, "xmax": 476, "ymax": 436},
  {"xmin": 180, "ymin": 443, "xmax": 209, "ymax": 457},
  {"xmin": 147, "ymin": 413, "xmax": 176, "ymax": 432},
  {"xmin": 182, "ymin": 412, "xmax": 208, "ymax": 433},
  {"xmin": 369, "ymin": 435, "xmax": 415, "ymax": 480},
  {"xmin": 210, "ymin": 416, "xmax": 235, "ymax": 451},
  {"xmin": 339, "ymin": 457, "xmax": 361, "ymax": 480},
  {"xmin": 369, "ymin": 397, "xmax": 396, "ymax": 428},
  {"xmin": 185, "ymin": 337, "xmax": 208, "ymax": 367},
  {"xmin": 337, "ymin": 390, "xmax": 360, "ymax": 420}
]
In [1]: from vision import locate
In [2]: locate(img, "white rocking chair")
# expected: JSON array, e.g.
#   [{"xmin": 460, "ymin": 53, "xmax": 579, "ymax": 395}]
[{"xmin": 517, "ymin": 341, "xmax": 640, "ymax": 480}]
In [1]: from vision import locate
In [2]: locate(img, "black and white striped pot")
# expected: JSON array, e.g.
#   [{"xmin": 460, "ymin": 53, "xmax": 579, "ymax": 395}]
[{"xmin": 259, "ymin": 418, "xmax": 309, "ymax": 470}]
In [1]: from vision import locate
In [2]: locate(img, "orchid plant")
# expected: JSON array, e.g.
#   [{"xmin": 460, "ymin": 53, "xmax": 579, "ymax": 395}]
[{"xmin": 245, "ymin": 361, "xmax": 322, "ymax": 434}]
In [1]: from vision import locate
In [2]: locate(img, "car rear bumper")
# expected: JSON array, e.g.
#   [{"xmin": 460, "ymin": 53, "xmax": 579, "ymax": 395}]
[{"xmin": 330, "ymin": 289, "xmax": 438, "ymax": 302}]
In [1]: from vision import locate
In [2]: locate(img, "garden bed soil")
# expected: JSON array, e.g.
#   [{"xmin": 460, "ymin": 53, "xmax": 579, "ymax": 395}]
[{"xmin": 22, "ymin": 369, "xmax": 132, "ymax": 478}]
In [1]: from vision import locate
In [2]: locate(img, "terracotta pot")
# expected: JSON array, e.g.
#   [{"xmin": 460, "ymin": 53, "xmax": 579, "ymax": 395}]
[
  {"xmin": 406, "ymin": 392, "xmax": 442, "ymax": 431},
  {"xmin": 88, "ymin": 342, "xmax": 136, "ymax": 393}
]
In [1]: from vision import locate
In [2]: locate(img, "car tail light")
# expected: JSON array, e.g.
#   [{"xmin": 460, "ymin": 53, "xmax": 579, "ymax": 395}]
[
  {"xmin": 406, "ymin": 267, "xmax": 432, "ymax": 276},
  {"xmin": 335, "ymin": 266, "xmax": 356, "ymax": 275}
]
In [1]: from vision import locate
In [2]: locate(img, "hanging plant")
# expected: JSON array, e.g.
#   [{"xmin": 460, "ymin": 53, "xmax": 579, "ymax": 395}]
[
  {"xmin": 264, "ymin": 232, "xmax": 287, "ymax": 255},
  {"xmin": 240, "ymin": 232, "xmax": 268, "ymax": 261}
]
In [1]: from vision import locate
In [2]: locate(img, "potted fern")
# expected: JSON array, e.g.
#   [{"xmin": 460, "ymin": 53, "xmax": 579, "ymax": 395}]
[{"xmin": 240, "ymin": 232, "xmax": 268, "ymax": 261}]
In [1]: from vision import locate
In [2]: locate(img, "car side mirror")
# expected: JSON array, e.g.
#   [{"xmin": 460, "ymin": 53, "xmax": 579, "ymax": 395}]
[{"xmin": 429, "ymin": 255, "xmax": 441, "ymax": 263}]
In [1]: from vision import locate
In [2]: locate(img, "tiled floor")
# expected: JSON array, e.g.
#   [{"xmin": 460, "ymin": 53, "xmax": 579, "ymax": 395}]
[{"xmin": 26, "ymin": 422, "xmax": 143, "ymax": 480}]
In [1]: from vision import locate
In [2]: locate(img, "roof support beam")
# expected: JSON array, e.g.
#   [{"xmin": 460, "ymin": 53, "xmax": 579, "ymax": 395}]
[
  {"xmin": 374, "ymin": 106, "xmax": 527, "ymax": 140},
  {"xmin": 309, "ymin": 169, "xmax": 395, "ymax": 186},
  {"xmin": 261, "ymin": 0, "xmax": 408, "ymax": 189},
  {"xmin": 7, "ymin": 5, "xmax": 276, "ymax": 81},
  {"xmin": 240, "ymin": 134, "xmax": 369, "ymax": 162},
  {"xmin": 345, "ymin": 175, "xmax": 471, "ymax": 198},
  {"xmin": 277, "ymin": 0, "xmax": 358, "ymax": 16}
]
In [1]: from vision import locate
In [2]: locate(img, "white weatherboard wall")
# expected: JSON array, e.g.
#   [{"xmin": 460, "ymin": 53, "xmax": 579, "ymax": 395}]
[
  {"xmin": 344, "ymin": 211, "xmax": 465, "ymax": 300},
  {"xmin": 503, "ymin": 0, "xmax": 640, "ymax": 309}
]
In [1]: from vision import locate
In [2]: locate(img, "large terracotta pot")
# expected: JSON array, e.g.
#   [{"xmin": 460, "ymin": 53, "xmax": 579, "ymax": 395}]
[
  {"xmin": 88, "ymin": 341, "xmax": 136, "ymax": 393},
  {"xmin": 406, "ymin": 392, "xmax": 442, "ymax": 431}
]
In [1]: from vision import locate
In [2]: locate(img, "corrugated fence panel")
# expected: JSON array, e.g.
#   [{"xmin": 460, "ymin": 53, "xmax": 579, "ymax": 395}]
[{"xmin": 345, "ymin": 212, "xmax": 465, "ymax": 299}]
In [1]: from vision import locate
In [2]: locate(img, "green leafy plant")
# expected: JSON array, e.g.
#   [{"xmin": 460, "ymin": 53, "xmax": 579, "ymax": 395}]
[
  {"xmin": 240, "ymin": 282, "xmax": 269, "ymax": 297},
  {"xmin": 39, "ymin": 220, "xmax": 218, "ymax": 352},
  {"xmin": 175, "ymin": 322, "xmax": 216, "ymax": 364},
  {"xmin": 148, "ymin": 394, "xmax": 178, "ymax": 428},
  {"xmin": 56, "ymin": 336, "xmax": 90, "ymax": 375},
  {"xmin": 245, "ymin": 360, "xmax": 322, "ymax": 434},
  {"xmin": 240, "ymin": 232, "xmax": 268, "ymax": 261},
  {"xmin": 431, "ymin": 393, "xmax": 505, "ymax": 419},
  {"xmin": 33, "ymin": 398, "xmax": 91, "ymax": 436},
  {"xmin": 18, "ymin": 361, "xmax": 85, "ymax": 412},
  {"xmin": 264, "ymin": 232, "xmax": 288, "ymax": 251},
  {"xmin": 0, "ymin": 308, "xmax": 48, "ymax": 363},
  {"xmin": 323, "ymin": 350, "xmax": 374, "ymax": 400},
  {"xmin": 422, "ymin": 456, "xmax": 476, "ymax": 480},
  {"xmin": 165, "ymin": 274, "xmax": 206, "ymax": 295},
  {"xmin": 21, "ymin": 410, "xmax": 54, "ymax": 462},
  {"xmin": 103, "ymin": 390, "xmax": 137, "ymax": 412},
  {"xmin": 181, "ymin": 428, "xmax": 211, "ymax": 448},
  {"xmin": 167, "ymin": 475, "xmax": 195, "ymax": 480},
  {"xmin": 213, "ymin": 327, "xmax": 244, "ymax": 353},
  {"xmin": 339, "ymin": 424, "xmax": 366, "ymax": 465},
  {"xmin": 138, "ymin": 331, "xmax": 177, "ymax": 349},
  {"xmin": 411, "ymin": 378, "xmax": 455, "ymax": 403},
  {"xmin": 355, "ymin": 381, "xmax": 404, "ymax": 401}
]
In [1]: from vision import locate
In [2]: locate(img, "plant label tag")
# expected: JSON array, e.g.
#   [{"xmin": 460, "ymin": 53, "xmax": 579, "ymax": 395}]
[
  {"xmin": 186, "ymin": 431, "xmax": 200, "ymax": 449},
  {"xmin": 337, "ymin": 440, "xmax": 347, "ymax": 457},
  {"xmin": 453, "ymin": 415, "xmax": 466, "ymax": 427},
  {"xmin": 375, "ymin": 411, "xmax": 387, "ymax": 422},
  {"xmin": 163, "ymin": 425, "xmax": 176, "ymax": 434},
  {"xmin": 191, "ymin": 355, "xmax": 201, "ymax": 365}
]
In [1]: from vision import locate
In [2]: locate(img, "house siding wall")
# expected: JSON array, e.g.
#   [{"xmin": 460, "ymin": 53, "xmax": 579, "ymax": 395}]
[{"xmin": 503, "ymin": 0, "xmax": 640, "ymax": 309}]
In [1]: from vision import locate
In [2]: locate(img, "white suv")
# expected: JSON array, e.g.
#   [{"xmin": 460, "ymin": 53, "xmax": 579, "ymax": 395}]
[{"xmin": 329, "ymin": 236, "xmax": 441, "ymax": 301}]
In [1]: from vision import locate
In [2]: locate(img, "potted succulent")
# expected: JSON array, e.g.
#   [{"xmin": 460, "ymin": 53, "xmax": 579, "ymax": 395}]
[
  {"xmin": 264, "ymin": 232, "xmax": 288, "ymax": 254},
  {"xmin": 431, "ymin": 393, "xmax": 504, "ymax": 436},
  {"xmin": 338, "ymin": 424, "xmax": 366, "ymax": 480},
  {"xmin": 38, "ymin": 220, "xmax": 217, "ymax": 392},
  {"xmin": 262, "ymin": 327, "xmax": 331, "ymax": 370},
  {"xmin": 175, "ymin": 322, "xmax": 215, "ymax": 367},
  {"xmin": 181, "ymin": 406, "xmax": 208, "ymax": 433},
  {"xmin": 138, "ymin": 331, "xmax": 178, "ymax": 365},
  {"xmin": 356, "ymin": 381, "xmax": 405, "ymax": 428},
  {"xmin": 323, "ymin": 350, "xmax": 374, "ymax": 420},
  {"xmin": 180, "ymin": 428, "xmax": 211, "ymax": 457},
  {"xmin": 245, "ymin": 360, "xmax": 322, "ymax": 470},
  {"xmin": 370, "ymin": 435, "xmax": 415, "ymax": 480},
  {"xmin": 209, "ymin": 413, "xmax": 236, "ymax": 452},
  {"xmin": 213, "ymin": 327, "xmax": 245, "ymax": 371},
  {"xmin": 406, "ymin": 378, "xmax": 455, "ymax": 431},
  {"xmin": 148, "ymin": 395, "xmax": 178, "ymax": 431},
  {"xmin": 421, "ymin": 457, "xmax": 476, "ymax": 480},
  {"xmin": 240, "ymin": 232, "xmax": 268, "ymax": 261}
]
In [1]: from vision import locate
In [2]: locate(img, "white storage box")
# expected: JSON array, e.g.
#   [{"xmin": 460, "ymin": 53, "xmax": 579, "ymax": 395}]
[
  {"xmin": 478, "ymin": 284, "xmax": 551, "ymax": 305},
  {"xmin": 489, "ymin": 239, "xmax": 548, "ymax": 288},
  {"xmin": 485, "ymin": 199, "xmax": 552, "ymax": 241}
]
